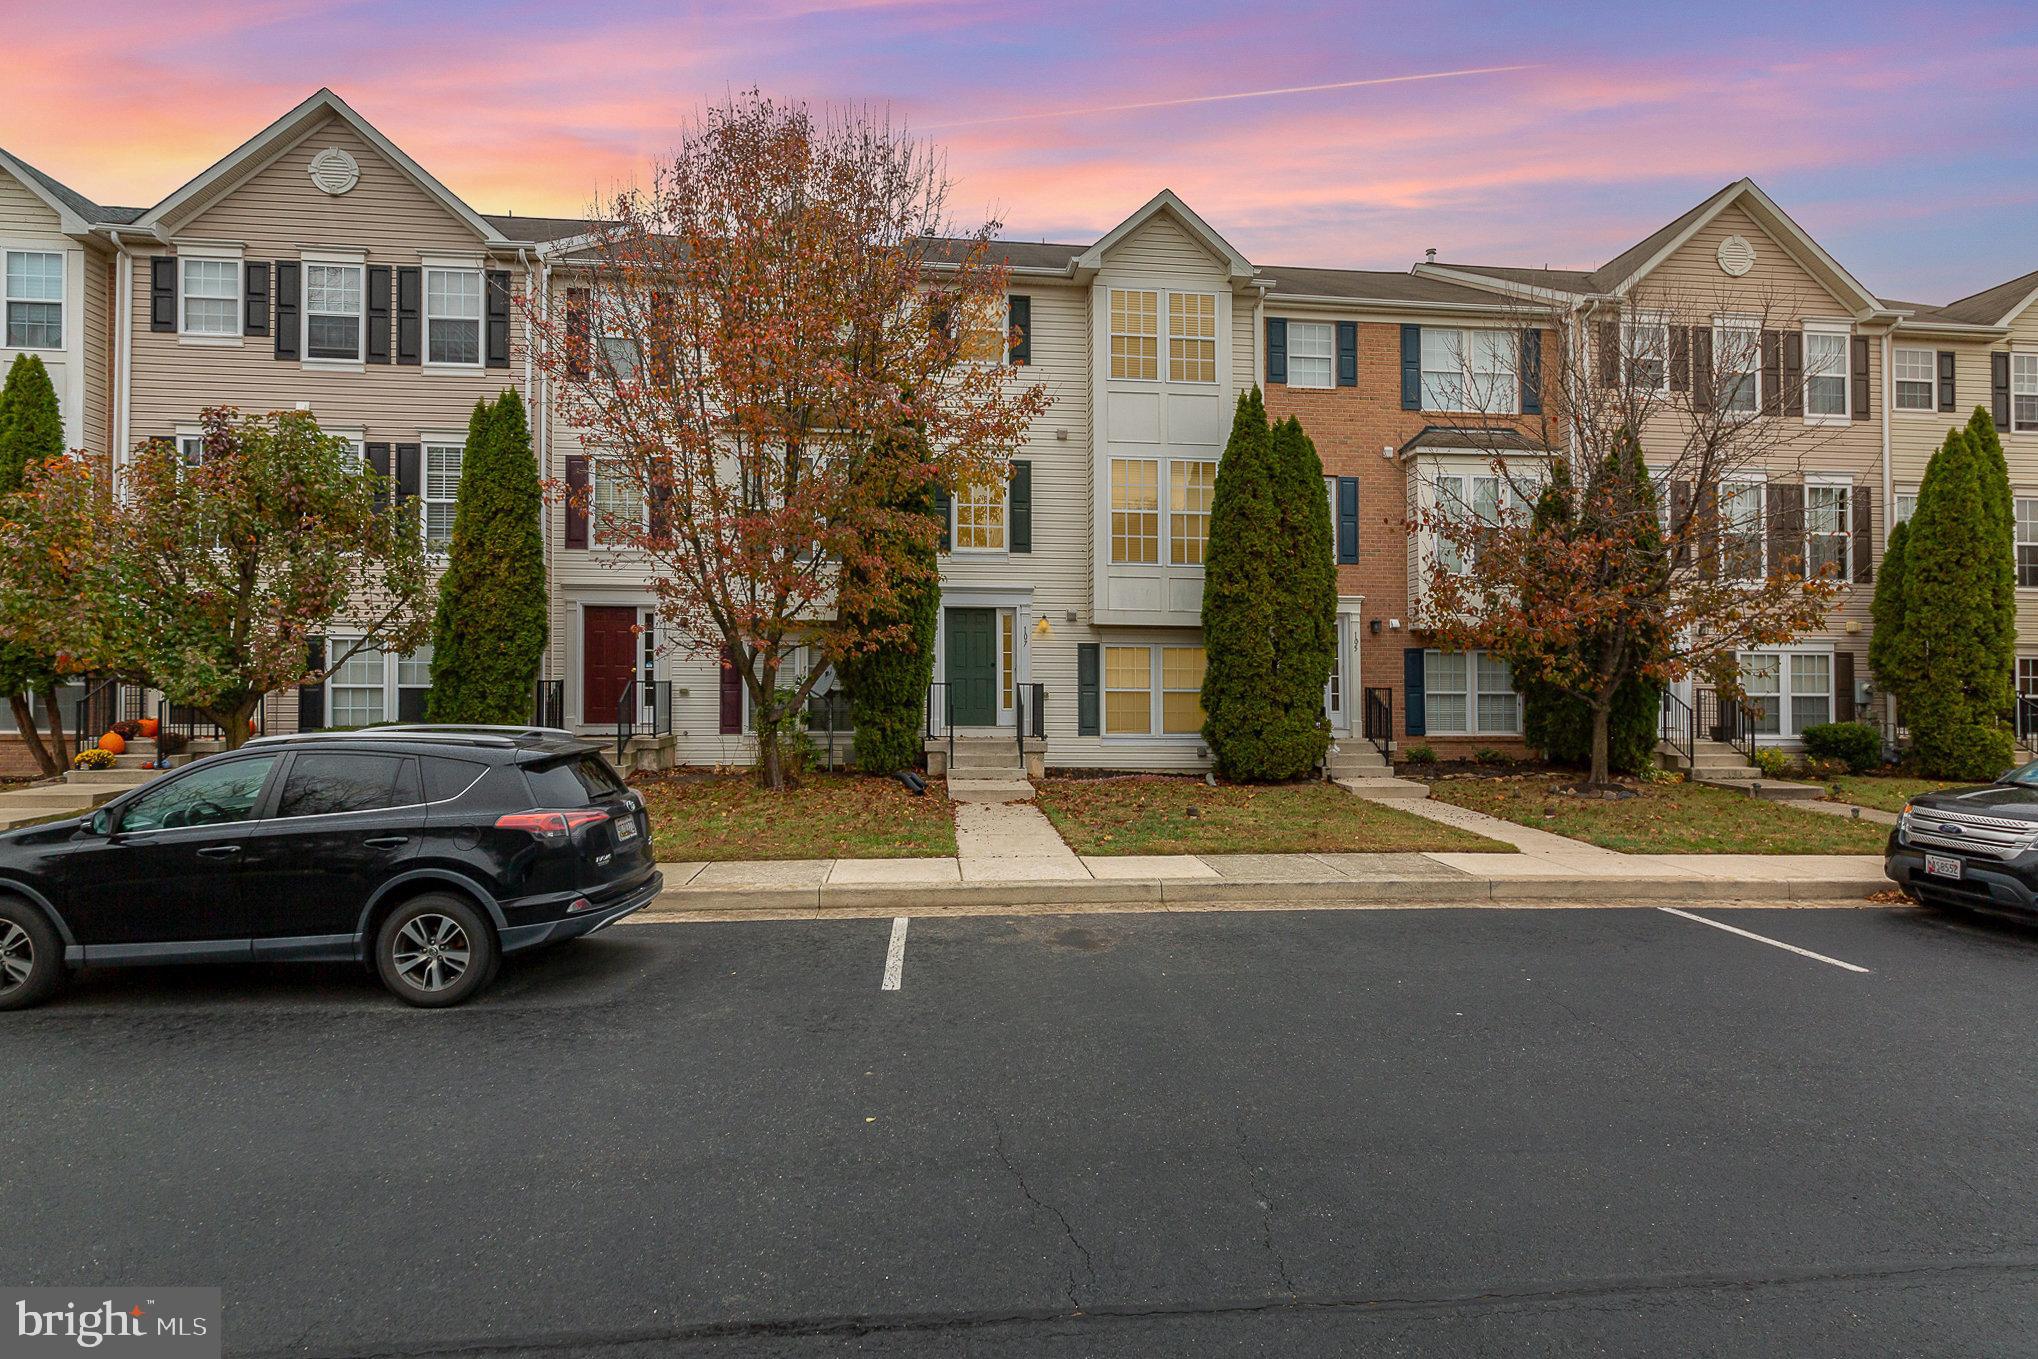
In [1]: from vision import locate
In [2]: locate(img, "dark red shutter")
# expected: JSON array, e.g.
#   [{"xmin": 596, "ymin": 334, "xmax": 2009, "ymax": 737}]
[
  {"xmin": 564, "ymin": 455, "xmax": 589, "ymax": 548},
  {"xmin": 1781, "ymin": 332, "xmax": 1803, "ymax": 417},
  {"xmin": 718, "ymin": 647, "xmax": 743, "ymax": 734},
  {"xmin": 1760, "ymin": 330, "xmax": 1781, "ymax": 415},
  {"xmin": 565, "ymin": 287, "xmax": 590, "ymax": 379}
]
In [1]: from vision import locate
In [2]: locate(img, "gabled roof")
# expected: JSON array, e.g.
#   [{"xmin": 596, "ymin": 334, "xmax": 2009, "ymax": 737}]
[
  {"xmin": 0, "ymin": 146, "xmax": 117, "ymax": 234},
  {"xmin": 134, "ymin": 88, "xmax": 508, "ymax": 244},
  {"xmin": 1930, "ymin": 268, "xmax": 2038, "ymax": 328},
  {"xmin": 1259, "ymin": 264, "xmax": 1521, "ymax": 308},
  {"xmin": 1075, "ymin": 189, "xmax": 1255, "ymax": 283}
]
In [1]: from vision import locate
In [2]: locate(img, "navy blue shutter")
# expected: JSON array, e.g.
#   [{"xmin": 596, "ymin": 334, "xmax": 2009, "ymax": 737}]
[
  {"xmin": 299, "ymin": 637, "xmax": 326, "ymax": 731},
  {"xmin": 1336, "ymin": 478, "xmax": 1359, "ymax": 563},
  {"xmin": 273, "ymin": 262, "xmax": 300, "ymax": 359},
  {"xmin": 1520, "ymin": 329, "xmax": 1542, "ymax": 414},
  {"xmin": 1009, "ymin": 461, "xmax": 1031, "ymax": 553},
  {"xmin": 149, "ymin": 258, "xmax": 177, "ymax": 331},
  {"xmin": 1266, "ymin": 317, "xmax": 1287, "ymax": 384},
  {"xmin": 243, "ymin": 263, "xmax": 270, "ymax": 336},
  {"xmin": 485, "ymin": 270, "xmax": 512, "ymax": 368},
  {"xmin": 1400, "ymin": 325, "xmax": 1422, "ymax": 410},
  {"xmin": 1403, "ymin": 648, "xmax": 1426, "ymax": 736},
  {"xmin": 1336, "ymin": 321, "xmax": 1357, "ymax": 387},
  {"xmin": 1077, "ymin": 644, "xmax": 1100, "ymax": 736},
  {"xmin": 1008, "ymin": 294, "xmax": 1031, "ymax": 364}
]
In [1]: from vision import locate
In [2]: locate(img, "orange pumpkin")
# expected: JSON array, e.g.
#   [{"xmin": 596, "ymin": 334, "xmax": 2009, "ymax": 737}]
[
  {"xmin": 97, "ymin": 731, "xmax": 126, "ymax": 755},
  {"xmin": 137, "ymin": 717, "xmax": 160, "ymax": 739}
]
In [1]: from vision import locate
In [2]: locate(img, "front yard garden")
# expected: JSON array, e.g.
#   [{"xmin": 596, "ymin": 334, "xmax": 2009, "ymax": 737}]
[
  {"xmin": 1428, "ymin": 774, "xmax": 1890, "ymax": 854},
  {"xmin": 633, "ymin": 771, "xmax": 957, "ymax": 861},
  {"xmin": 1033, "ymin": 775, "xmax": 1514, "ymax": 856},
  {"xmin": 1820, "ymin": 775, "xmax": 1970, "ymax": 815}
]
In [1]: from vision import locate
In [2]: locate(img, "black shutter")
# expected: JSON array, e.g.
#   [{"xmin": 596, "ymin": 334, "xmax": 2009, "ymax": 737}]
[
  {"xmin": 1691, "ymin": 327, "xmax": 1713, "ymax": 410},
  {"xmin": 564, "ymin": 455, "xmax": 589, "ymax": 548},
  {"xmin": 1400, "ymin": 325, "xmax": 1422, "ymax": 410},
  {"xmin": 1008, "ymin": 294, "xmax": 1031, "ymax": 365},
  {"xmin": 1076, "ymin": 644, "xmax": 1100, "ymax": 737},
  {"xmin": 243, "ymin": 262, "xmax": 270, "ymax": 337},
  {"xmin": 1670, "ymin": 480, "xmax": 1693, "ymax": 568},
  {"xmin": 1760, "ymin": 329, "xmax": 1781, "ymax": 415},
  {"xmin": 1403, "ymin": 648, "xmax": 1426, "ymax": 737},
  {"xmin": 1336, "ymin": 477, "xmax": 1359, "ymax": 564},
  {"xmin": 1597, "ymin": 320, "xmax": 1620, "ymax": 388},
  {"xmin": 565, "ymin": 287, "xmax": 590, "ymax": 379},
  {"xmin": 1768, "ymin": 482, "xmax": 1805, "ymax": 579},
  {"xmin": 1266, "ymin": 317, "xmax": 1287, "ymax": 384},
  {"xmin": 1669, "ymin": 327, "xmax": 1690, "ymax": 391},
  {"xmin": 366, "ymin": 266, "xmax": 391, "ymax": 364},
  {"xmin": 1937, "ymin": 350, "xmax": 1956, "ymax": 412},
  {"xmin": 1520, "ymin": 328, "xmax": 1542, "ymax": 414},
  {"xmin": 1851, "ymin": 337, "xmax": 1871, "ymax": 420},
  {"xmin": 485, "ymin": 270, "xmax": 511, "ymax": 368},
  {"xmin": 1994, "ymin": 352, "xmax": 2013, "ymax": 429},
  {"xmin": 365, "ymin": 442, "xmax": 391, "ymax": 514},
  {"xmin": 149, "ymin": 257, "xmax": 177, "ymax": 332},
  {"xmin": 395, "ymin": 268, "xmax": 421, "ymax": 365},
  {"xmin": 719, "ymin": 647, "xmax": 743, "ymax": 734},
  {"xmin": 1009, "ymin": 460, "xmax": 1031, "ymax": 553},
  {"xmin": 298, "ymin": 637, "xmax": 326, "ymax": 732},
  {"xmin": 934, "ymin": 485, "xmax": 950, "ymax": 552},
  {"xmin": 1835, "ymin": 650, "xmax": 1857, "ymax": 723},
  {"xmin": 1853, "ymin": 485, "xmax": 1873, "ymax": 584},
  {"xmin": 274, "ymin": 261, "xmax": 300, "ymax": 360},
  {"xmin": 1336, "ymin": 321, "xmax": 1357, "ymax": 387},
  {"xmin": 395, "ymin": 443, "xmax": 421, "ymax": 507},
  {"xmin": 1781, "ymin": 331, "xmax": 1803, "ymax": 418}
]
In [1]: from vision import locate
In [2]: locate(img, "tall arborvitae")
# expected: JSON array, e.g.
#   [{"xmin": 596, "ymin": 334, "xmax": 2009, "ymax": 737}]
[
  {"xmin": 840, "ymin": 425, "xmax": 942, "ymax": 773},
  {"xmin": 1200, "ymin": 390, "xmax": 1285, "ymax": 779},
  {"xmin": 1897, "ymin": 426, "xmax": 2015, "ymax": 778},
  {"xmin": 1263, "ymin": 415, "xmax": 1336, "ymax": 775},
  {"xmin": 0, "ymin": 354, "xmax": 70, "ymax": 773},
  {"xmin": 426, "ymin": 390, "xmax": 549, "ymax": 723},
  {"xmin": 1966, "ymin": 405, "xmax": 2018, "ymax": 688},
  {"xmin": 1867, "ymin": 518, "xmax": 1912, "ymax": 711}
]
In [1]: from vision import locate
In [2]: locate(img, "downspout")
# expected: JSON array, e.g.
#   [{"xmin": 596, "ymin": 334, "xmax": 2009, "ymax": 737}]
[
  {"xmin": 108, "ymin": 230, "xmax": 132, "ymax": 482},
  {"xmin": 1879, "ymin": 328, "xmax": 1893, "ymax": 542}
]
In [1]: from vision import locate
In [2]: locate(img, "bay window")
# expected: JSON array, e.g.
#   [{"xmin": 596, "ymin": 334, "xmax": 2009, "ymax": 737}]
[
  {"xmin": 1168, "ymin": 292, "xmax": 1216, "ymax": 383},
  {"xmin": 1286, "ymin": 321, "xmax": 1334, "ymax": 389},
  {"xmin": 4, "ymin": 250, "xmax": 63, "ymax": 348},
  {"xmin": 1110, "ymin": 458, "xmax": 1160, "ymax": 564},
  {"xmin": 1109, "ymin": 289, "xmax": 1157, "ymax": 381},
  {"xmin": 425, "ymin": 268, "xmax": 482, "ymax": 365},
  {"xmin": 1169, "ymin": 459, "xmax": 1216, "ymax": 565}
]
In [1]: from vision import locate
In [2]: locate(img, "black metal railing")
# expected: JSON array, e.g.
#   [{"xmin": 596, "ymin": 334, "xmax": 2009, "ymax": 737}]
[
  {"xmin": 1695, "ymin": 687, "xmax": 1760, "ymax": 767},
  {"xmin": 1016, "ymin": 683, "xmax": 1045, "ymax": 764},
  {"xmin": 925, "ymin": 681, "xmax": 953, "ymax": 770},
  {"xmin": 532, "ymin": 679, "xmax": 564, "ymax": 730},
  {"xmin": 156, "ymin": 695, "xmax": 262, "ymax": 747},
  {"xmin": 807, "ymin": 689, "xmax": 852, "ymax": 771},
  {"xmin": 2017, "ymin": 695, "xmax": 2038, "ymax": 754},
  {"xmin": 1657, "ymin": 687, "xmax": 1696, "ymax": 773},
  {"xmin": 1362, "ymin": 686, "xmax": 1393, "ymax": 763},
  {"xmin": 74, "ymin": 678, "xmax": 146, "ymax": 747},
  {"xmin": 614, "ymin": 678, "xmax": 672, "ymax": 760}
]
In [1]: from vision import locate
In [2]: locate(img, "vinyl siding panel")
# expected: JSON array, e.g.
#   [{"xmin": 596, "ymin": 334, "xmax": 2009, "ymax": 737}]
[
  {"xmin": 79, "ymin": 243, "xmax": 112, "ymax": 455},
  {"xmin": 0, "ymin": 169, "xmax": 62, "ymax": 234}
]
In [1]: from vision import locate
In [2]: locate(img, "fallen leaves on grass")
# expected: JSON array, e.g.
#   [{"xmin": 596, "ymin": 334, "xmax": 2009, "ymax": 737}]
[{"xmin": 632, "ymin": 770, "xmax": 957, "ymax": 861}]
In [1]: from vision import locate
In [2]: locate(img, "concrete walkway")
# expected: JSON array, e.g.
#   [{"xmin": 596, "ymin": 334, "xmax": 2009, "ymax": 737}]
[{"xmin": 1798, "ymin": 798, "xmax": 1901, "ymax": 827}]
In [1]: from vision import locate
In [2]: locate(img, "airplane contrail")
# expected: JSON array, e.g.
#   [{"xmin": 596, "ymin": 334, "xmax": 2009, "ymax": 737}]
[{"xmin": 926, "ymin": 65, "xmax": 1537, "ymax": 129}]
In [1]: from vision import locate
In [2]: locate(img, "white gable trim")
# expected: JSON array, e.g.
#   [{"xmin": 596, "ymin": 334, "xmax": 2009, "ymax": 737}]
[
  {"xmin": 1075, "ymin": 189, "xmax": 1254, "ymax": 284},
  {"xmin": 134, "ymin": 88, "xmax": 507, "ymax": 245},
  {"xmin": 1996, "ymin": 286, "xmax": 2038, "ymax": 329},
  {"xmin": 0, "ymin": 150, "xmax": 94, "ymax": 236},
  {"xmin": 1611, "ymin": 178, "xmax": 1884, "ymax": 317}
]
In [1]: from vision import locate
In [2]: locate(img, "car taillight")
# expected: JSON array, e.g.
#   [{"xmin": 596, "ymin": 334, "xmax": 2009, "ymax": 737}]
[{"xmin": 495, "ymin": 809, "xmax": 610, "ymax": 842}]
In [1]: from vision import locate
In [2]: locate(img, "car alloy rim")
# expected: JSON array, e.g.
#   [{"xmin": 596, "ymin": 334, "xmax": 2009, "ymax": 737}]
[
  {"xmin": 393, "ymin": 914, "xmax": 471, "ymax": 993},
  {"xmin": 0, "ymin": 922, "xmax": 32, "ymax": 994}
]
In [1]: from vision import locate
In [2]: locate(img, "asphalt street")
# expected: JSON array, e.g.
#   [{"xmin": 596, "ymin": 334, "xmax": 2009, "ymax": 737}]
[{"xmin": 7, "ymin": 902, "xmax": 2038, "ymax": 1357}]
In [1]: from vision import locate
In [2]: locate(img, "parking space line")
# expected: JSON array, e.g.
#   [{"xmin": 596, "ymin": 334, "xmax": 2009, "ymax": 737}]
[
  {"xmin": 881, "ymin": 917, "xmax": 909, "ymax": 991},
  {"xmin": 1657, "ymin": 907, "xmax": 1871, "ymax": 973}
]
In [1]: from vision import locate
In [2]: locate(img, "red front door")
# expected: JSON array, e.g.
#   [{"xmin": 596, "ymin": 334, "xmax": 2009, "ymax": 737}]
[{"xmin": 583, "ymin": 606, "xmax": 639, "ymax": 725}]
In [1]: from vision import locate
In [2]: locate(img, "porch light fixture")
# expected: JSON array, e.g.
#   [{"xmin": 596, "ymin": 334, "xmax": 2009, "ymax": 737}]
[{"xmin": 1033, "ymin": 616, "xmax": 1053, "ymax": 639}]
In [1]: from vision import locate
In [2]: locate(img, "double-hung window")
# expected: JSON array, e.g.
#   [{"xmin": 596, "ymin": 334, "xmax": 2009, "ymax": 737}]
[
  {"xmin": 304, "ymin": 263, "xmax": 364, "ymax": 360},
  {"xmin": 1720, "ymin": 479, "xmax": 1765, "ymax": 579},
  {"xmin": 425, "ymin": 268, "xmax": 482, "ymax": 365},
  {"xmin": 4, "ymin": 250, "xmax": 63, "ymax": 348},
  {"xmin": 1431, "ymin": 470, "xmax": 1520, "ymax": 575},
  {"xmin": 1716, "ymin": 318, "xmax": 1760, "ymax": 414},
  {"xmin": 1421, "ymin": 328, "xmax": 1515, "ymax": 414},
  {"xmin": 596, "ymin": 290, "xmax": 642, "ymax": 379},
  {"xmin": 1624, "ymin": 318, "xmax": 1670, "ymax": 393},
  {"xmin": 1804, "ymin": 328, "xmax": 1850, "ymax": 419},
  {"xmin": 1893, "ymin": 347, "xmax": 1936, "ymax": 411},
  {"xmin": 2018, "ymin": 497, "xmax": 2038, "ymax": 589},
  {"xmin": 952, "ymin": 481, "xmax": 1006, "ymax": 551},
  {"xmin": 1109, "ymin": 289, "xmax": 1157, "ymax": 380},
  {"xmin": 1893, "ymin": 491, "xmax": 1916, "ymax": 527},
  {"xmin": 1420, "ymin": 650, "xmax": 1521, "ymax": 736},
  {"xmin": 422, "ymin": 442, "xmax": 463, "ymax": 550},
  {"xmin": 1805, "ymin": 482, "xmax": 1850, "ymax": 579},
  {"xmin": 328, "ymin": 643, "xmax": 389, "ymax": 728},
  {"xmin": 1286, "ymin": 321, "xmax": 1334, "ymax": 389},
  {"xmin": 590, "ymin": 461, "xmax": 644, "ymax": 549},
  {"xmin": 1110, "ymin": 458, "xmax": 1160, "ymax": 563},
  {"xmin": 1169, "ymin": 459, "xmax": 1216, "ymax": 564},
  {"xmin": 2014, "ymin": 354, "xmax": 2038, "ymax": 433},
  {"xmin": 180, "ymin": 258, "xmax": 240, "ymax": 337},
  {"xmin": 1167, "ymin": 292, "xmax": 1216, "ymax": 382},
  {"xmin": 1740, "ymin": 650, "xmax": 1833, "ymax": 738}
]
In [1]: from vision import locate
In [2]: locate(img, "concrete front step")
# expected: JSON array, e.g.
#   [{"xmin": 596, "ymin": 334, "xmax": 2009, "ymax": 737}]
[
  {"xmin": 950, "ymin": 764, "xmax": 1028, "ymax": 779},
  {"xmin": 65, "ymin": 768, "xmax": 161, "ymax": 786},
  {"xmin": 945, "ymin": 777, "xmax": 1035, "ymax": 804},
  {"xmin": 1693, "ymin": 777, "xmax": 1823, "ymax": 800},
  {"xmin": 1334, "ymin": 776, "xmax": 1430, "ymax": 800}
]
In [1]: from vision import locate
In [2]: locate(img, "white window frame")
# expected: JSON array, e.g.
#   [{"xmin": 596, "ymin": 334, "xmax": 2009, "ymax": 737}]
[
  {"xmin": 178, "ymin": 252, "xmax": 243, "ymax": 343},
  {"xmin": 1892, "ymin": 489, "xmax": 1917, "ymax": 529},
  {"xmin": 1101, "ymin": 643, "xmax": 1206, "ymax": 740},
  {"xmin": 589, "ymin": 458, "xmax": 646, "ymax": 549},
  {"xmin": 1804, "ymin": 476, "xmax": 1851, "ymax": 581},
  {"xmin": 1892, "ymin": 347, "xmax": 1936, "ymax": 412},
  {"xmin": 326, "ymin": 638, "xmax": 433, "ymax": 728},
  {"xmin": 1109, "ymin": 457, "xmax": 1160, "ymax": 565},
  {"xmin": 421, "ymin": 439, "xmax": 464, "ymax": 553},
  {"xmin": 1421, "ymin": 649, "xmax": 1520, "ymax": 736},
  {"xmin": 1427, "ymin": 465, "xmax": 1526, "ymax": 577},
  {"xmin": 1421, "ymin": 328, "xmax": 1517, "ymax": 415},
  {"xmin": 2017, "ymin": 495, "xmax": 2038, "ymax": 590},
  {"xmin": 1739, "ymin": 648, "xmax": 1834, "ymax": 740},
  {"xmin": 1718, "ymin": 476, "xmax": 1766, "ymax": 582},
  {"xmin": 1622, "ymin": 315, "xmax": 1670, "ymax": 394},
  {"xmin": 951, "ymin": 480, "xmax": 1007, "ymax": 554},
  {"xmin": 301, "ymin": 257, "xmax": 366, "ymax": 365},
  {"xmin": 1802, "ymin": 323, "xmax": 1851, "ymax": 424},
  {"xmin": 423, "ymin": 266, "xmax": 484, "ymax": 369},
  {"xmin": 1715, "ymin": 315, "xmax": 1761, "ymax": 416},
  {"xmin": 1167, "ymin": 292, "xmax": 1217, "ymax": 384},
  {"xmin": 2013, "ymin": 352, "xmax": 2038, "ymax": 434},
  {"xmin": 1108, "ymin": 288, "xmax": 1158, "ymax": 382},
  {"xmin": 1168, "ymin": 458, "xmax": 1216, "ymax": 565},
  {"xmin": 1286, "ymin": 320, "xmax": 1334, "ymax": 390},
  {"xmin": 3, "ymin": 248, "xmax": 64, "ymax": 350}
]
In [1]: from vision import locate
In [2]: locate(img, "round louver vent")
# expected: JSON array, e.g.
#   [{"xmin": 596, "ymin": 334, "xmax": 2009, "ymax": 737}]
[
  {"xmin": 308, "ymin": 147, "xmax": 360, "ymax": 196},
  {"xmin": 1717, "ymin": 233, "xmax": 1756, "ymax": 277}
]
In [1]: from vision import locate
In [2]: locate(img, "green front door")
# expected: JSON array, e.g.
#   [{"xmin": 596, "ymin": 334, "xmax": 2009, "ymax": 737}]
[{"xmin": 946, "ymin": 608, "xmax": 998, "ymax": 727}]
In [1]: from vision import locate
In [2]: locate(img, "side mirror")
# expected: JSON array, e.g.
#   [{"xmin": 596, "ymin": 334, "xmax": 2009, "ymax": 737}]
[{"xmin": 89, "ymin": 807, "xmax": 115, "ymax": 836}]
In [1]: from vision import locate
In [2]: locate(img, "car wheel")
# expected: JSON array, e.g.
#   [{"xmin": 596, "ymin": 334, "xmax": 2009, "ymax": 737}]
[
  {"xmin": 0, "ymin": 898, "xmax": 64, "ymax": 1012},
  {"xmin": 375, "ymin": 894, "xmax": 497, "ymax": 1009}
]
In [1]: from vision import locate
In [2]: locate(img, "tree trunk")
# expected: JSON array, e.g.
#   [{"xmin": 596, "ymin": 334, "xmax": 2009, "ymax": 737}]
[
  {"xmin": 210, "ymin": 695, "xmax": 262, "ymax": 752},
  {"xmin": 9, "ymin": 693, "xmax": 58, "ymax": 777},
  {"xmin": 1588, "ymin": 700, "xmax": 1612, "ymax": 789},
  {"xmin": 38, "ymin": 684, "xmax": 69, "ymax": 770}
]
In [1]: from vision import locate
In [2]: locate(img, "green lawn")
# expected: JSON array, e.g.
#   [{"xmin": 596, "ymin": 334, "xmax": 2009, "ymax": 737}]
[
  {"xmin": 633, "ymin": 771, "xmax": 956, "ymax": 861},
  {"xmin": 1428, "ymin": 774, "xmax": 1889, "ymax": 854},
  {"xmin": 1034, "ymin": 776, "xmax": 1514, "ymax": 856},
  {"xmin": 1822, "ymin": 775, "xmax": 1971, "ymax": 814}
]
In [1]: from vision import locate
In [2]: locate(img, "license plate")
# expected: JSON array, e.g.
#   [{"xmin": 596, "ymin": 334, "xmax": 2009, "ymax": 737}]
[
  {"xmin": 614, "ymin": 814, "xmax": 638, "ymax": 842},
  {"xmin": 1924, "ymin": 853, "xmax": 1963, "ymax": 880}
]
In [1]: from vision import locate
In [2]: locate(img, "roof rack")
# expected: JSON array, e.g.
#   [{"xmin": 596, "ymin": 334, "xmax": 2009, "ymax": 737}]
[{"xmin": 244, "ymin": 728, "xmax": 523, "ymax": 749}]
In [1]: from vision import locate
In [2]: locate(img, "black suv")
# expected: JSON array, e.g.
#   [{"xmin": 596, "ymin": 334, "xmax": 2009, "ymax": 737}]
[
  {"xmin": 1886, "ymin": 761, "xmax": 2038, "ymax": 915},
  {"xmin": 0, "ymin": 727, "xmax": 660, "ymax": 1010}
]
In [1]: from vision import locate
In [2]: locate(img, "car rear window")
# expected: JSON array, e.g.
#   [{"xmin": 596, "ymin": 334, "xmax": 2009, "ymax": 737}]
[
  {"xmin": 274, "ymin": 753, "xmax": 420, "ymax": 818},
  {"xmin": 523, "ymin": 753, "xmax": 626, "ymax": 806}
]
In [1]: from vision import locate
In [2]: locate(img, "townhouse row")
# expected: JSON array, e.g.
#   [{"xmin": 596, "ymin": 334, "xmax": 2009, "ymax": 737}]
[{"xmin": 3, "ymin": 88, "xmax": 2034, "ymax": 775}]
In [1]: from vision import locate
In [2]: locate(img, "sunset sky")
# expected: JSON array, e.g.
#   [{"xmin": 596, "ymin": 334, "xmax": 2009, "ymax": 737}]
[{"xmin": 10, "ymin": 0, "xmax": 2036, "ymax": 301}]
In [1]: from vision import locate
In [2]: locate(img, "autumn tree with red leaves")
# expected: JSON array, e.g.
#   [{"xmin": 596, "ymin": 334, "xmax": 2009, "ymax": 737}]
[
  {"xmin": 532, "ymin": 94, "xmax": 1047, "ymax": 788},
  {"xmin": 1414, "ymin": 290, "xmax": 1850, "ymax": 790}
]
